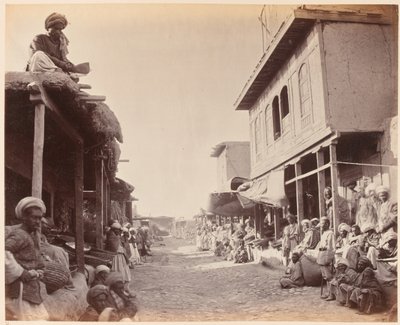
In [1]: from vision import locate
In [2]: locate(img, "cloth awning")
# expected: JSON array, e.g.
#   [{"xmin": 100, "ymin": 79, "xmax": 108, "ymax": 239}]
[
  {"xmin": 237, "ymin": 169, "xmax": 289, "ymax": 208},
  {"xmin": 206, "ymin": 192, "xmax": 254, "ymax": 217}
]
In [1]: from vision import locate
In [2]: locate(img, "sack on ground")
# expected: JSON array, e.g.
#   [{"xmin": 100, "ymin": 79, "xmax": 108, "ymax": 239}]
[
  {"xmin": 316, "ymin": 250, "xmax": 334, "ymax": 266},
  {"xmin": 300, "ymin": 255, "xmax": 322, "ymax": 286}
]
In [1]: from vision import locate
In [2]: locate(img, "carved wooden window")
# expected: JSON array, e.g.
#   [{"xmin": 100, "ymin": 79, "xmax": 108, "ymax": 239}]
[{"xmin": 299, "ymin": 63, "xmax": 313, "ymax": 128}]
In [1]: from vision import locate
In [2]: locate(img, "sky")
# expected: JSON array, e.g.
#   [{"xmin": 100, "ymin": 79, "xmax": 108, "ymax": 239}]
[{"xmin": 4, "ymin": 3, "xmax": 265, "ymax": 219}]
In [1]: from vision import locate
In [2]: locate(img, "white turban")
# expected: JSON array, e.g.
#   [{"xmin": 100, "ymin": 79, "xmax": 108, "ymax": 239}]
[
  {"xmin": 338, "ymin": 223, "xmax": 351, "ymax": 233},
  {"xmin": 365, "ymin": 183, "xmax": 376, "ymax": 194},
  {"xmin": 335, "ymin": 257, "xmax": 349, "ymax": 267},
  {"xmin": 301, "ymin": 219, "xmax": 310, "ymax": 226},
  {"xmin": 110, "ymin": 222, "xmax": 122, "ymax": 230},
  {"xmin": 95, "ymin": 265, "xmax": 110, "ymax": 275},
  {"xmin": 15, "ymin": 196, "xmax": 46, "ymax": 219},
  {"xmin": 376, "ymin": 185, "xmax": 390, "ymax": 195}
]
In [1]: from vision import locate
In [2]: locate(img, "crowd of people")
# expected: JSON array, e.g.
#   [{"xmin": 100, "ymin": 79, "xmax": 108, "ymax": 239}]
[
  {"xmin": 196, "ymin": 219, "xmax": 258, "ymax": 264},
  {"xmin": 278, "ymin": 184, "xmax": 397, "ymax": 316},
  {"xmin": 4, "ymin": 196, "xmax": 151, "ymax": 321}
]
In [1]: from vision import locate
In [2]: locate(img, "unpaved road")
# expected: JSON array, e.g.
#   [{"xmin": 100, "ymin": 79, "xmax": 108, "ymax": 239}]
[{"xmin": 129, "ymin": 236, "xmax": 390, "ymax": 322}]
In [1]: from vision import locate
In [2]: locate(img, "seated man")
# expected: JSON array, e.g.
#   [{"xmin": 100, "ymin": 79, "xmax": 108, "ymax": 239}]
[
  {"xmin": 348, "ymin": 265, "xmax": 384, "ymax": 314},
  {"xmin": 295, "ymin": 219, "xmax": 319, "ymax": 253},
  {"xmin": 337, "ymin": 256, "xmax": 372, "ymax": 306},
  {"xmin": 27, "ymin": 12, "xmax": 89, "ymax": 74},
  {"xmin": 91, "ymin": 265, "xmax": 111, "ymax": 288},
  {"xmin": 105, "ymin": 272, "xmax": 138, "ymax": 320},
  {"xmin": 324, "ymin": 258, "xmax": 358, "ymax": 301},
  {"xmin": 79, "ymin": 285, "xmax": 119, "ymax": 321},
  {"xmin": 279, "ymin": 252, "xmax": 305, "ymax": 289}
]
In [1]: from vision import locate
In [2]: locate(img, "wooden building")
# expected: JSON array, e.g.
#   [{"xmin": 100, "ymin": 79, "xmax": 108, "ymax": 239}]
[
  {"xmin": 5, "ymin": 71, "xmax": 129, "ymax": 272},
  {"xmin": 234, "ymin": 5, "xmax": 397, "ymax": 237}
]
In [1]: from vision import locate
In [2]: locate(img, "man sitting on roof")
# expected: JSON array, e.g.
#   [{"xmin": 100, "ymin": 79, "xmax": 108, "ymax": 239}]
[{"xmin": 27, "ymin": 13, "xmax": 89, "ymax": 75}]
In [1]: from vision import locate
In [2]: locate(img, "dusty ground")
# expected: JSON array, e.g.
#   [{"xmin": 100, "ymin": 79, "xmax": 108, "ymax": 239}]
[{"xmin": 129, "ymin": 236, "xmax": 392, "ymax": 322}]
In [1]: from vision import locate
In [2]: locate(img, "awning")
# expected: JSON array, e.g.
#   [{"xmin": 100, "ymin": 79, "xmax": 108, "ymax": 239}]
[
  {"xmin": 206, "ymin": 192, "xmax": 254, "ymax": 217},
  {"xmin": 237, "ymin": 169, "xmax": 289, "ymax": 208}
]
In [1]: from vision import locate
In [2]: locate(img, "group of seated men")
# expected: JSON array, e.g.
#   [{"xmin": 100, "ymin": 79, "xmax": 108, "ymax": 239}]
[{"xmin": 279, "ymin": 185, "xmax": 397, "ymax": 316}]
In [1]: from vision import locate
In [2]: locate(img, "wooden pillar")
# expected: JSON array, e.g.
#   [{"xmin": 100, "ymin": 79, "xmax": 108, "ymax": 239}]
[
  {"xmin": 107, "ymin": 180, "xmax": 111, "ymax": 222},
  {"xmin": 95, "ymin": 159, "xmax": 104, "ymax": 249},
  {"xmin": 126, "ymin": 201, "xmax": 133, "ymax": 224},
  {"xmin": 103, "ymin": 172, "xmax": 108, "ymax": 226},
  {"xmin": 50, "ymin": 191, "xmax": 55, "ymax": 224},
  {"xmin": 75, "ymin": 142, "xmax": 85, "ymax": 273},
  {"xmin": 316, "ymin": 150, "xmax": 326, "ymax": 218},
  {"xmin": 330, "ymin": 143, "xmax": 339, "ymax": 235},
  {"xmin": 295, "ymin": 162, "xmax": 304, "ymax": 225},
  {"xmin": 32, "ymin": 103, "xmax": 45, "ymax": 198}
]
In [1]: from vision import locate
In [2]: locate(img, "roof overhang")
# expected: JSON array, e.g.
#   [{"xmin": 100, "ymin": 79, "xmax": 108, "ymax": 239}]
[
  {"xmin": 234, "ymin": 15, "xmax": 315, "ymax": 111},
  {"xmin": 234, "ymin": 6, "xmax": 393, "ymax": 111}
]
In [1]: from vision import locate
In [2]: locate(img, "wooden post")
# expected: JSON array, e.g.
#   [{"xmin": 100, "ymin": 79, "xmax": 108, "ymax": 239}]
[
  {"xmin": 273, "ymin": 208, "xmax": 279, "ymax": 241},
  {"xmin": 32, "ymin": 103, "xmax": 45, "ymax": 198},
  {"xmin": 295, "ymin": 162, "xmax": 304, "ymax": 225},
  {"xmin": 330, "ymin": 143, "xmax": 339, "ymax": 235},
  {"xmin": 316, "ymin": 150, "xmax": 326, "ymax": 218},
  {"xmin": 126, "ymin": 201, "xmax": 133, "ymax": 224},
  {"xmin": 103, "ymin": 172, "xmax": 108, "ymax": 226},
  {"xmin": 75, "ymin": 142, "xmax": 85, "ymax": 273},
  {"xmin": 95, "ymin": 159, "xmax": 104, "ymax": 249},
  {"xmin": 50, "ymin": 191, "xmax": 55, "ymax": 224},
  {"xmin": 107, "ymin": 180, "xmax": 111, "ymax": 222}
]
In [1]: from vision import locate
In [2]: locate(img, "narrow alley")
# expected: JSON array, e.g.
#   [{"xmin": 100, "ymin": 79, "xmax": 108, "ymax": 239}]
[{"xmin": 131, "ymin": 237, "xmax": 387, "ymax": 322}]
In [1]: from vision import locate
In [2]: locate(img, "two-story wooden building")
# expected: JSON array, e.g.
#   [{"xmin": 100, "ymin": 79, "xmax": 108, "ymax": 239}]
[{"xmin": 234, "ymin": 5, "xmax": 397, "ymax": 235}]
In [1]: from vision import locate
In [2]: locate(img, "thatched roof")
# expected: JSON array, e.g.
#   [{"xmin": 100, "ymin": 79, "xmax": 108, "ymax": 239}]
[
  {"xmin": 110, "ymin": 177, "xmax": 135, "ymax": 202},
  {"xmin": 5, "ymin": 72, "xmax": 123, "ymax": 145}
]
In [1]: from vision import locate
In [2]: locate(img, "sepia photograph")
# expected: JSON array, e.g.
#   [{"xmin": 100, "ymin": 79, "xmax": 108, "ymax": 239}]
[{"xmin": 3, "ymin": 2, "xmax": 398, "ymax": 323}]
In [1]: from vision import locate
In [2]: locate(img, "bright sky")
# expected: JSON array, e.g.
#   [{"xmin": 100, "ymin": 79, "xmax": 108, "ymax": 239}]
[{"xmin": 5, "ymin": 3, "xmax": 264, "ymax": 219}]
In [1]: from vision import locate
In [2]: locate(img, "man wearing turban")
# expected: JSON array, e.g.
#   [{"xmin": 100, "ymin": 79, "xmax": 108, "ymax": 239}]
[
  {"xmin": 27, "ymin": 13, "xmax": 76, "ymax": 73},
  {"xmin": 5, "ymin": 197, "xmax": 49, "ymax": 320},
  {"xmin": 375, "ymin": 186, "xmax": 397, "ymax": 239}
]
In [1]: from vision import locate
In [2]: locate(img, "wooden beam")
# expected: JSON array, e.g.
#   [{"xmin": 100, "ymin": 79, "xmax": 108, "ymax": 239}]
[
  {"xmin": 83, "ymin": 190, "xmax": 96, "ymax": 199},
  {"xmin": 316, "ymin": 150, "xmax": 326, "ymax": 218},
  {"xmin": 95, "ymin": 159, "xmax": 104, "ymax": 249},
  {"xmin": 295, "ymin": 163, "xmax": 304, "ymax": 225},
  {"xmin": 285, "ymin": 162, "xmax": 331, "ymax": 185},
  {"xmin": 80, "ymin": 95, "xmax": 106, "ymax": 102},
  {"xmin": 75, "ymin": 143, "xmax": 85, "ymax": 273},
  {"xmin": 330, "ymin": 144, "xmax": 339, "ymax": 236},
  {"xmin": 294, "ymin": 8, "xmax": 392, "ymax": 25},
  {"xmin": 31, "ymin": 77, "xmax": 83, "ymax": 143},
  {"xmin": 77, "ymin": 84, "xmax": 92, "ymax": 90},
  {"xmin": 32, "ymin": 103, "xmax": 45, "ymax": 198}
]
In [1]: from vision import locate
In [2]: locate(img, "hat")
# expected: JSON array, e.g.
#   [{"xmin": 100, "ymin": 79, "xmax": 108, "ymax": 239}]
[
  {"xmin": 95, "ymin": 265, "xmax": 110, "ymax": 275},
  {"xmin": 15, "ymin": 197, "xmax": 46, "ymax": 219},
  {"xmin": 122, "ymin": 227, "xmax": 129, "ymax": 233},
  {"xmin": 335, "ymin": 257, "xmax": 349, "ymax": 267},
  {"xmin": 310, "ymin": 218, "xmax": 319, "ymax": 224},
  {"xmin": 87, "ymin": 285, "xmax": 109, "ymax": 307},
  {"xmin": 376, "ymin": 185, "xmax": 390, "ymax": 195},
  {"xmin": 105, "ymin": 272, "xmax": 124, "ymax": 287},
  {"xmin": 45, "ymin": 12, "xmax": 68, "ymax": 30},
  {"xmin": 365, "ymin": 183, "xmax": 376, "ymax": 194},
  {"xmin": 361, "ymin": 223, "xmax": 375, "ymax": 233},
  {"xmin": 301, "ymin": 219, "xmax": 310, "ymax": 226},
  {"xmin": 338, "ymin": 223, "xmax": 351, "ymax": 233},
  {"xmin": 110, "ymin": 222, "xmax": 122, "ymax": 230}
]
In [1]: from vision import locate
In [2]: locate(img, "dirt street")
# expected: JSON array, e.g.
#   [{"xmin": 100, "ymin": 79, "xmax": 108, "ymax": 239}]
[{"xmin": 129, "ymin": 236, "xmax": 389, "ymax": 322}]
